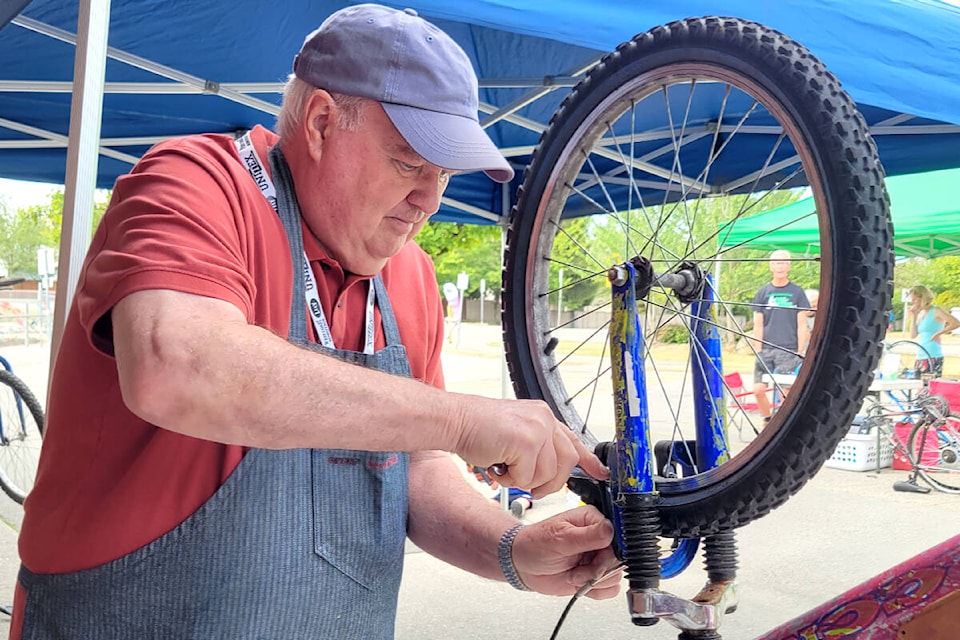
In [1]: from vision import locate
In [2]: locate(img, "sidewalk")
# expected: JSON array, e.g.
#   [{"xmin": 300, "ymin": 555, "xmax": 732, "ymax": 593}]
[{"xmin": 0, "ymin": 328, "xmax": 957, "ymax": 639}]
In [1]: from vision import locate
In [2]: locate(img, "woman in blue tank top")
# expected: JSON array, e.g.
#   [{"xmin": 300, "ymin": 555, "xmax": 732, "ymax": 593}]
[{"xmin": 908, "ymin": 285, "xmax": 960, "ymax": 378}]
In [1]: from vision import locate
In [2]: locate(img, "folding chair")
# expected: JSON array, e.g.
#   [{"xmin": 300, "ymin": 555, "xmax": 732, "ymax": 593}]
[{"xmin": 724, "ymin": 371, "xmax": 762, "ymax": 440}]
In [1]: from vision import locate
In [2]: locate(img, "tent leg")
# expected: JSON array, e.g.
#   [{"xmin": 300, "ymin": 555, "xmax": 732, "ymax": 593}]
[{"xmin": 49, "ymin": 0, "xmax": 111, "ymax": 388}]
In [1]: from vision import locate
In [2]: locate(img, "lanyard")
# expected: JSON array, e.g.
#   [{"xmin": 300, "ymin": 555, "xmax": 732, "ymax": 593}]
[{"xmin": 235, "ymin": 132, "xmax": 376, "ymax": 354}]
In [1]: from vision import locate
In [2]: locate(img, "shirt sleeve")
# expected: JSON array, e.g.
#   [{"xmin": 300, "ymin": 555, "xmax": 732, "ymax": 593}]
[{"xmin": 75, "ymin": 140, "xmax": 257, "ymax": 354}]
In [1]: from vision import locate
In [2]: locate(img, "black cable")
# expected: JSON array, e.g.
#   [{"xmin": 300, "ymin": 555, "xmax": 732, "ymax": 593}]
[{"xmin": 549, "ymin": 563, "xmax": 625, "ymax": 640}]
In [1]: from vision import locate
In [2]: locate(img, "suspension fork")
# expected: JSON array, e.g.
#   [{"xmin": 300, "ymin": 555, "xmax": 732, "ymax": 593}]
[{"xmin": 603, "ymin": 259, "xmax": 739, "ymax": 635}]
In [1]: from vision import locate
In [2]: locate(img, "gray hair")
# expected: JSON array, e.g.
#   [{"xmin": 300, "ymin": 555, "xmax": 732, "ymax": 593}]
[{"xmin": 275, "ymin": 75, "xmax": 370, "ymax": 142}]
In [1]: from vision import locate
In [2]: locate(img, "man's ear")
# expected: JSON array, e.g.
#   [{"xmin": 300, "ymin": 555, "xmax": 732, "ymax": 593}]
[{"xmin": 303, "ymin": 89, "xmax": 337, "ymax": 161}]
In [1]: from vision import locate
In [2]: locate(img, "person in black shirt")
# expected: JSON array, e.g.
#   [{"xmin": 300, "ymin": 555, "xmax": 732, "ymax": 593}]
[{"xmin": 751, "ymin": 249, "xmax": 810, "ymax": 421}]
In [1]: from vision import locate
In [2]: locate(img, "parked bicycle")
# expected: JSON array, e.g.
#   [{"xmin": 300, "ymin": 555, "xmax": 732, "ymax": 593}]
[
  {"xmin": 0, "ymin": 278, "xmax": 44, "ymax": 504},
  {"xmin": 0, "ymin": 354, "xmax": 44, "ymax": 504},
  {"xmin": 856, "ymin": 340, "xmax": 960, "ymax": 495}
]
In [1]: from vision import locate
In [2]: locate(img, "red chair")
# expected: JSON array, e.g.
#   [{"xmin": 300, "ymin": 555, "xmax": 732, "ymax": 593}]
[
  {"xmin": 724, "ymin": 371, "xmax": 766, "ymax": 440},
  {"xmin": 723, "ymin": 372, "xmax": 760, "ymax": 412}
]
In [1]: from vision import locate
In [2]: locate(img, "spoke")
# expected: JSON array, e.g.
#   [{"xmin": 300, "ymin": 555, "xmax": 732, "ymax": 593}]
[
  {"xmin": 545, "ymin": 255, "xmax": 609, "ymax": 277},
  {"xmin": 581, "ymin": 147, "xmax": 642, "ymax": 260},
  {"xmin": 539, "ymin": 270, "xmax": 606, "ymax": 299},
  {"xmin": 549, "ymin": 218, "xmax": 609, "ymax": 272},
  {"xmin": 552, "ymin": 301, "xmax": 613, "ymax": 332},
  {"xmin": 566, "ymin": 364, "xmax": 612, "ymax": 405},
  {"xmin": 551, "ymin": 322, "xmax": 611, "ymax": 369},
  {"xmin": 581, "ymin": 329, "xmax": 611, "ymax": 432}
]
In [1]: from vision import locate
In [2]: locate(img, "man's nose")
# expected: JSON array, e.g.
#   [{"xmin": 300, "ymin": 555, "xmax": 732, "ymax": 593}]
[{"xmin": 408, "ymin": 167, "xmax": 446, "ymax": 215}]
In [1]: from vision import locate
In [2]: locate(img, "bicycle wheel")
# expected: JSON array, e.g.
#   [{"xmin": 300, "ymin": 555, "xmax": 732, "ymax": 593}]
[
  {"xmin": 908, "ymin": 415, "xmax": 960, "ymax": 494},
  {"xmin": 0, "ymin": 368, "xmax": 44, "ymax": 504},
  {"xmin": 503, "ymin": 17, "xmax": 893, "ymax": 537}
]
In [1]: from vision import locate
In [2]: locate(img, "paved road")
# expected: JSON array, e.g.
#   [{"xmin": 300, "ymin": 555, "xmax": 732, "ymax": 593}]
[
  {"xmin": 0, "ymin": 328, "xmax": 957, "ymax": 639},
  {"xmin": 397, "ymin": 323, "xmax": 959, "ymax": 639}
]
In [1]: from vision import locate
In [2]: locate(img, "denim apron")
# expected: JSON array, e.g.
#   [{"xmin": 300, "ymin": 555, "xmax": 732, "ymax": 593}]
[{"xmin": 18, "ymin": 145, "xmax": 412, "ymax": 639}]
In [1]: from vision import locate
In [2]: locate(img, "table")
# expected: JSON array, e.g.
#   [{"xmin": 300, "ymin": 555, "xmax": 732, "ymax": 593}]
[
  {"xmin": 762, "ymin": 374, "xmax": 924, "ymax": 395},
  {"xmin": 868, "ymin": 378, "xmax": 923, "ymax": 394}
]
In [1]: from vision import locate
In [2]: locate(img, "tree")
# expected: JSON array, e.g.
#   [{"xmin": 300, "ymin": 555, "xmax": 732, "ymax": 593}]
[
  {"xmin": 0, "ymin": 189, "xmax": 109, "ymax": 278},
  {"xmin": 416, "ymin": 222, "xmax": 503, "ymax": 299},
  {"xmin": 893, "ymin": 255, "xmax": 960, "ymax": 321}
]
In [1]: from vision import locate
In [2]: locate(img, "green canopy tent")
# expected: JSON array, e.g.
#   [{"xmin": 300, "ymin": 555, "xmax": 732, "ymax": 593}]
[{"xmin": 722, "ymin": 167, "xmax": 960, "ymax": 259}]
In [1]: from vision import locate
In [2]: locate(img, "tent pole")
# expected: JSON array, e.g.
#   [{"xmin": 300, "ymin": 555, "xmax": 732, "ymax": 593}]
[
  {"xmin": 499, "ymin": 182, "xmax": 513, "ymax": 512},
  {"xmin": 49, "ymin": 0, "xmax": 111, "ymax": 386},
  {"xmin": 499, "ymin": 182, "xmax": 513, "ymax": 402}
]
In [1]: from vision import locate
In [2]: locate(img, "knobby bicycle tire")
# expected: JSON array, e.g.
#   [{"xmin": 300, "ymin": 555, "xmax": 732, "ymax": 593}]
[
  {"xmin": 0, "ymin": 368, "xmax": 44, "ymax": 504},
  {"xmin": 502, "ymin": 17, "xmax": 892, "ymax": 536}
]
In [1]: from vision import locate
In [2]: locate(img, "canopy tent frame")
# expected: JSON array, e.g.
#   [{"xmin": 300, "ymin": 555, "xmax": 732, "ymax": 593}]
[
  {"xmin": 2, "ymin": 0, "xmax": 960, "ymax": 367},
  {"xmin": 721, "ymin": 167, "xmax": 960, "ymax": 260}
]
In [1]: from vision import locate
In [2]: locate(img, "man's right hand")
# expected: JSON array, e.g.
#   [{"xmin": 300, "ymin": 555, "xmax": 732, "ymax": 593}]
[{"xmin": 450, "ymin": 394, "xmax": 608, "ymax": 497}]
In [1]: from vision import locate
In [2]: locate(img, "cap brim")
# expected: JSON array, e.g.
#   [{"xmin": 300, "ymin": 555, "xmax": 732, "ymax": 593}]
[{"xmin": 382, "ymin": 103, "xmax": 514, "ymax": 183}]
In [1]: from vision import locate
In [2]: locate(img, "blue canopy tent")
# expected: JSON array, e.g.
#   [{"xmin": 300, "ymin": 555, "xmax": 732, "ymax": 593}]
[
  {"xmin": 1, "ymin": 0, "xmax": 960, "ymax": 349},
  {"xmin": 2, "ymin": 0, "xmax": 960, "ymax": 223}
]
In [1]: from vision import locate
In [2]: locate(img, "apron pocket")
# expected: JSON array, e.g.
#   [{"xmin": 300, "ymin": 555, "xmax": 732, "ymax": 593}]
[{"xmin": 311, "ymin": 449, "xmax": 408, "ymax": 590}]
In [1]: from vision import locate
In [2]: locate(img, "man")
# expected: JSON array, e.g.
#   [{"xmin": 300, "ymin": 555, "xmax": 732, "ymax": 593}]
[
  {"xmin": 804, "ymin": 288, "xmax": 819, "ymax": 332},
  {"xmin": 751, "ymin": 249, "xmax": 810, "ymax": 421},
  {"xmin": 13, "ymin": 6, "xmax": 619, "ymax": 638}
]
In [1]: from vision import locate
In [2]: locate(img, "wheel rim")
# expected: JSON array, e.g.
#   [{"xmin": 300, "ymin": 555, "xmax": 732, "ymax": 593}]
[
  {"xmin": 0, "ymin": 381, "xmax": 42, "ymax": 503},
  {"xmin": 520, "ymin": 63, "xmax": 830, "ymax": 493},
  {"xmin": 912, "ymin": 417, "xmax": 960, "ymax": 493}
]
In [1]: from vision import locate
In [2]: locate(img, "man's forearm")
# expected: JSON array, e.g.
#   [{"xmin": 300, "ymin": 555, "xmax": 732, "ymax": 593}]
[
  {"xmin": 114, "ymin": 289, "xmax": 461, "ymax": 453},
  {"xmin": 406, "ymin": 452, "xmax": 516, "ymax": 582}
]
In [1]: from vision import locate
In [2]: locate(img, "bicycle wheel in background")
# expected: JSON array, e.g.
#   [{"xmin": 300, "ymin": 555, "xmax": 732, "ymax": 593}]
[
  {"xmin": 0, "ymin": 368, "xmax": 44, "ymax": 504},
  {"xmin": 908, "ymin": 409, "xmax": 960, "ymax": 494},
  {"xmin": 502, "ymin": 17, "xmax": 893, "ymax": 537}
]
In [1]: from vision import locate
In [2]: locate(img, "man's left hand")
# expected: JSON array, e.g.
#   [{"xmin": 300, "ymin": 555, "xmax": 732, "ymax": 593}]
[{"xmin": 511, "ymin": 505, "xmax": 621, "ymax": 600}]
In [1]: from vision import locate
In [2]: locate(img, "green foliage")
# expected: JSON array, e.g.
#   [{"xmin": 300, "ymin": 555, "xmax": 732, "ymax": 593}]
[
  {"xmin": 550, "ymin": 217, "xmax": 608, "ymax": 311},
  {"xmin": 934, "ymin": 290, "xmax": 960, "ymax": 310},
  {"xmin": 414, "ymin": 188, "xmax": 960, "ymax": 326},
  {"xmin": 0, "ymin": 188, "xmax": 109, "ymax": 278},
  {"xmin": 893, "ymin": 256, "xmax": 960, "ymax": 316},
  {"xmin": 416, "ymin": 221, "xmax": 502, "ymax": 299},
  {"xmin": 658, "ymin": 324, "xmax": 689, "ymax": 344}
]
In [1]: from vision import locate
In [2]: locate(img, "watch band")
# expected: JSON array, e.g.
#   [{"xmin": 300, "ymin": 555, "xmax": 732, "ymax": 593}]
[{"xmin": 497, "ymin": 523, "xmax": 530, "ymax": 591}]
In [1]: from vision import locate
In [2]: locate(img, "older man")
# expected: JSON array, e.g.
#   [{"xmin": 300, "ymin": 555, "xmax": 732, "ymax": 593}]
[
  {"xmin": 751, "ymin": 249, "xmax": 810, "ymax": 422},
  {"xmin": 13, "ymin": 5, "xmax": 618, "ymax": 639}
]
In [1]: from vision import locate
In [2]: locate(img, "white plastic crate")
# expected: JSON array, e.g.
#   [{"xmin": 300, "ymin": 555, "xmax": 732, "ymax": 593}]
[{"xmin": 823, "ymin": 433, "xmax": 894, "ymax": 472}]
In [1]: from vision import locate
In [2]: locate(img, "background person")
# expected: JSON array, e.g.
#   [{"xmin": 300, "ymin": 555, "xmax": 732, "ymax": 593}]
[
  {"xmin": 803, "ymin": 288, "xmax": 819, "ymax": 335},
  {"xmin": 750, "ymin": 249, "xmax": 810, "ymax": 422},
  {"xmin": 907, "ymin": 284, "xmax": 960, "ymax": 378},
  {"xmin": 12, "ymin": 6, "xmax": 620, "ymax": 639}
]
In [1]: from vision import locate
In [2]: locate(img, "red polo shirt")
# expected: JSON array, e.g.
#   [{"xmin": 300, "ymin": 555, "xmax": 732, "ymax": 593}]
[{"xmin": 19, "ymin": 125, "xmax": 445, "ymax": 574}]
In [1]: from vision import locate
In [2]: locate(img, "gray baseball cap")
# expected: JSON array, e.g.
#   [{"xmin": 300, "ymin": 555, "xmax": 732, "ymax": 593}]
[{"xmin": 293, "ymin": 4, "xmax": 514, "ymax": 183}]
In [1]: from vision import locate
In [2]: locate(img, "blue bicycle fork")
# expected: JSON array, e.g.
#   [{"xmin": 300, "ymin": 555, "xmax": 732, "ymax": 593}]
[{"xmin": 576, "ymin": 258, "xmax": 740, "ymax": 636}]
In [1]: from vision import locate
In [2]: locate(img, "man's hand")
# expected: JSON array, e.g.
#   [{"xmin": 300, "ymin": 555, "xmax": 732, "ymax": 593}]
[
  {"xmin": 451, "ymin": 395, "xmax": 608, "ymax": 497},
  {"xmin": 511, "ymin": 506, "xmax": 621, "ymax": 600}
]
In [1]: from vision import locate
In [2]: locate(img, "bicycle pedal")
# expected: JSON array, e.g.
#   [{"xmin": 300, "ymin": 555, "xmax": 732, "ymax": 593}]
[{"xmin": 892, "ymin": 480, "xmax": 931, "ymax": 494}]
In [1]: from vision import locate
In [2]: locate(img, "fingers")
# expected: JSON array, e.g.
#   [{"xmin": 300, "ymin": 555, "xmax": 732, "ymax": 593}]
[
  {"xmin": 565, "ymin": 535, "xmax": 622, "ymax": 600},
  {"xmin": 565, "ymin": 428, "xmax": 610, "ymax": 480},
  {"xmin": 456, "ymin": 397, "xmax": 608, "ymax": 495},
  {"xmin": 509, "ymin": 406, "xmax": 610, "ymax": 496}
]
